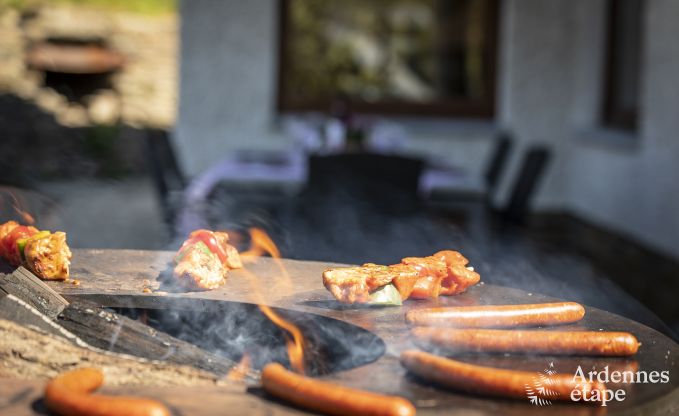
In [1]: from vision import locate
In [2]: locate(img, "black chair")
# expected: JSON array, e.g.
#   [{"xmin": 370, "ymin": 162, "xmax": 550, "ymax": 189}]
[
  {"xmin": 501, "ymin": 146, "xmax": 551, "ymax": 223},
  {"xmin": 484, "ymin": 133, "xmax": 513, "ymax": 202},
  {"xmin": 425, "ymin": 132, "xmax": 513, "ymax": 204},
  {"xmin": 143, "ymin": 130, "xmax": 186, "ymax": 231}
]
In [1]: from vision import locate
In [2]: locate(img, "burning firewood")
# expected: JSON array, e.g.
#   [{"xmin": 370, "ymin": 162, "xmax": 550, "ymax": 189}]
[
  {"xmin": 0, "ymin": 267, "xmax": 252, "ymax": 379},
  {"xmin": 0, "ymin": 318, "xmax": 220, "ymax": 387}
]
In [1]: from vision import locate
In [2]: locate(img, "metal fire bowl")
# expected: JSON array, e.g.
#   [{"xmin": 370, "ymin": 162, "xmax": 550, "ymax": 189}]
[{"xmin": 3, "ymin": 249, "xmax": 679, "ymax": 415}]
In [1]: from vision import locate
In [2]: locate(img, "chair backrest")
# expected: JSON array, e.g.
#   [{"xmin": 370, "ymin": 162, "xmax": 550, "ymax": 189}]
[
  {"xmin": 484, "ymin": 133, "xmax": 513, "ymax": 196},
  {"xmin": 502, "ymin": 146, "xmax": 551, "ymax": 222},
  {"xmin": 143, "ymin": 130, "xmax": 185, "ymax": 227}
]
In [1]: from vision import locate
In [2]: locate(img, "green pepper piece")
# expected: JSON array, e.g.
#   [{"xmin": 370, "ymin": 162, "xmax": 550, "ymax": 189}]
[
  {"xmin": 368, "ymin": 283, "xmax": 403, "ymax": 306},
  {"xmin": 174, "ymin": 241, "xmax": 214, "ymax": 263}
]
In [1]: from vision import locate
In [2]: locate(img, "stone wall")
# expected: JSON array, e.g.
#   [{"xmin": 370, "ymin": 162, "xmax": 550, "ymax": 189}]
[{"xmin": 0, "ymin": 5, "xmax": 178, "ymax": 129}]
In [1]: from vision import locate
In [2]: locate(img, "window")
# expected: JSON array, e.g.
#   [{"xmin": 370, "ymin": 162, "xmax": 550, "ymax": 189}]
[
  {"xmin": 602, "ymin": 0, "xmax": 643, "ymax": 131},
  {"xmin": 277, "ymin": 0, "xmax": 498, "ymax": 118}
]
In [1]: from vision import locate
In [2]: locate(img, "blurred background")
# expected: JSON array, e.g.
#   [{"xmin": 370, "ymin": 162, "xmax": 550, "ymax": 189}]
[{"xmin": 1, "ymin": 0, "xmax": 678, "ymax": 337}]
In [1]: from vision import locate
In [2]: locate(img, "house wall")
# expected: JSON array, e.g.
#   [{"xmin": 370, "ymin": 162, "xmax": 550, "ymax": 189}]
[
  {"xmin": 493, "ymin": 0, "xmax": 576, "ymax": 209},
  {"xmin": 174, "ymin": 0, "xmax": 497, "ymax": 179},
  {"xmin": 175, "ymin": 0, "xmax": 679, "ymax": 258},
  {"xmin": 564, "ymin": 0, "xmax": 679, "ymax": 259},
  {"xmin": 174, "ymin": 0, "xmax": 288, "ymax": 176}
]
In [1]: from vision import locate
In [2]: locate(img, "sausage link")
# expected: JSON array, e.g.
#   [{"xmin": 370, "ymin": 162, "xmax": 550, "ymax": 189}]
[
  {"xmin": 412, "ymin": 327, "xmax": 640, "ymax": 356},
  {"xmin": 406, "ymin": 302, "xmax": 585, "ymax": 328},
  {"xmin": 44, "ymin": 368, "xmax": 170, "ymax": 416},
  {"xmin": 400, "ymin": 350, "xmax": 606, "ymax": 402},
  {"xmin": 262, "ymin": 363, "xmax": 416, "ymax": 416}
]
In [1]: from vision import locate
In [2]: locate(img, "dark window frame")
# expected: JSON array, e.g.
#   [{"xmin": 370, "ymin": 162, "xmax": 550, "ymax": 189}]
[
  {"xmin": 276, "ymin": 0, "xmax": 499, "ymax": 119},
  {"xmin": 601, "ymin": 0, "xmax": 644, "ymax": 131}
]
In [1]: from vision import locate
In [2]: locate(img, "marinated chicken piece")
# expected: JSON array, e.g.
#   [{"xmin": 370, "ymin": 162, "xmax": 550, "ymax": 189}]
[
  {"xmin": 435, "ymin": 250, "xmax": 480, "ymax": 295},
  {"xmin": 404, "ymin": 251, "xmax": 480, "ymax": 298},
  {"xmin": 224, "ymin": 243, "xmax": 243, "ymax": 269},
  {"xmin": 323, "ymin": 264, "xmax": 395, "ymax": 304},
  {"xmin": 390, "ymin": 264, "xmax": 422, "ymax": 300},
  {"xmin": 213, "ymin": 231, "xmax": 243, "ymax": 269},
  {"xmin": 173, "ymin": 242, "xmax": 227, "ymax": 290},
  {"xmin": 172, "ymin": 229, "xmax": 242, "ymax": 290},
  {"xmin": 323, "ymin": 250, "xmax": 480, "ymax": 304},
  {"xmin": 402, "ymin": 255, "xmax": 447, "ymax": 299},
  {"xmin": 23, "ymin": 231, "xmax": 72, "ymax": 280}
]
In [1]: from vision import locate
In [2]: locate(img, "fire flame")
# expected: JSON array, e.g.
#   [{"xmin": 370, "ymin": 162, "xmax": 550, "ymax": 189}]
[
  {"xmin": 241, "ymin": 228, "xmax": 280, "ymax": 259},
  {"xmin": 236, "ymin": 228, "xmax": 305, "ymax": 374},
  {"xmin": 258, "ymin": 304, "xmax": 305, "ymax": 373},
  {"xmin": 227, "ymin": 353, "xmax": 251, "ymax": 381},
  {"xmin": 0, "ymin": 188, "xmax": 36, "ymax": 225},
  {"xmin": 240, "ymin": 227, "xmax": 292, "ymax": 292}
]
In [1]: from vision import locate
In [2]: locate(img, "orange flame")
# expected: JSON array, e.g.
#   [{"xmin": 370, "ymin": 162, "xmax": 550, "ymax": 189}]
[
  {"xmin": 240, "ymin": 227, "xmax": 292, "ymax": 292},
  {"xmin": 16, "ymin": 210, "xmax": 35, "ymax": 225},
  {"xmin": 241, "ymin": 228, "xmax": 280, "ymax": 259},
  {"xmin": 258, "ymin": 304, "xmax": 305, "ymax": 373},
  {"xmin": 227, "ymin": 353, "xmax": 251, "ymax": 381},
  {"xmin": 0, "ymin": 188, "xmax": 36, "ymax": 225},
  {"xmin": 236, "ymin": 228, "xmax": 305, "ymax": 374}
]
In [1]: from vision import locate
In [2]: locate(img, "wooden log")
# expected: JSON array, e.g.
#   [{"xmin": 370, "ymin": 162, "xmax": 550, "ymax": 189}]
[
  {"xmin": 0, "ymin": 267, "xmax": 69, "ymax": 319},
  {"xmin": 1, "ymin": 267, "xmax": 253, "ymax": 380},
  {"xmin": 0, "ymin": 318, "xmax": 221, "ymax": 387},
  {"xmin": 57, "ymin": 300, "xmax": 248, "ymax": 378},
  {"xmin": 0, "ymin": 292, "xmax": 70, "ymax": 339}
]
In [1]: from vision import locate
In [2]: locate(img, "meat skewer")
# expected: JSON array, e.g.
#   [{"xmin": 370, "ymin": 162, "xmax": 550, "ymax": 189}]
[
  {"xmin": 262, "ymin": 363, "xmax": 416, "ymax": 416},
  {"xmin": 412, "ymin": 327, "xmax": 640, "ymax": 356},
  {"xmin": 323, "ymin": 250, "xmax": 480, "ymax": 304},
  {"xmin": 172, "ymin": 229, "xmax": 242, "ymax": 290},
  {"xmin": 400, "ymin": 350, "xmax": 607, "ymax": 402},
  {"xmin": 44, "ymin": 367, "xmax": 170, "ymax": 416},
  {"xmin": 0, "ymin": 220, "xmax": 71, "ymax": 280},
  {"xmin": 406, "ymin": 302, "xmax": 585, "ymax": 328}
]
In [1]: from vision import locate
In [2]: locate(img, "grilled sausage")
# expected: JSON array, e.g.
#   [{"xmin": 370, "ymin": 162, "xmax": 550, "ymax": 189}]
[
  {"xmin": 262, "ymin": 363, "xmax": 416, "ymax": 416},
  {"xmin": 406, "ymin": 302, "xmax": 585, "ymax": 328},
  {"xmin": 412, "ymin": 327, "xmax": 640, "ymax": 356},
  {"xmin": 44, "ymin": 368, "xmax": 170, "ymax": 416},
  {"xmin": 400, "ymin": 350, "xmax": 606, "ymax": 402}
]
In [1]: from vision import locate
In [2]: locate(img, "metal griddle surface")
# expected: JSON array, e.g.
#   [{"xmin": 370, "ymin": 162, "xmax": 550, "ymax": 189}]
[{"xmin": 2, "ymin": 249, "xmax": 678, "ymax": 415}]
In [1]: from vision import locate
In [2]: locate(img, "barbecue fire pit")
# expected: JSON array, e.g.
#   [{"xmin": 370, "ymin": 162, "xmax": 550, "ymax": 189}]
[
  {"xmin": 1, "ymin": 249, "xmax": 678, "ymax": 415},
  {"xmin": 99, "ymin": 296, "xmax": 384, "ymax": 376}
]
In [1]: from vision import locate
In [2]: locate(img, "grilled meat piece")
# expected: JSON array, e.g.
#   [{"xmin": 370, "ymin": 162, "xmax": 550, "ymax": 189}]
[
  {"xmin": 172, "ymin": 229, "xmax": 242, "ymax": 290},
  {"xmin": 1, "ymin": 223, "xmax": 38, "ymax": 266},
  {"xmin": 323, "ymin": 250, "xmax": 480, "ymax": 304},
  {"xmin": 322, "ymin": 263, "xmax": 396, "ymax": 304},
  {"xmin": 173, "ymin": 242, "xmax": 227, "ymax": 289},
  {"xmin": 432, "ymin": 250, "xmax": 480, "ymax": 295},
  {"xmin": 213, "ymin": 231, "xmax": 243, "ymax": 269},
  {"xmin": 224, "ymin": 243, "xmax": 243, "ymax": 269},
  {"xmin": 23, "ymin": 231, "xmax": 71, "ymax": 280},
  {"xmin": 0, "ymin": 221, "xmax": 72, "ymax": 280}
]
